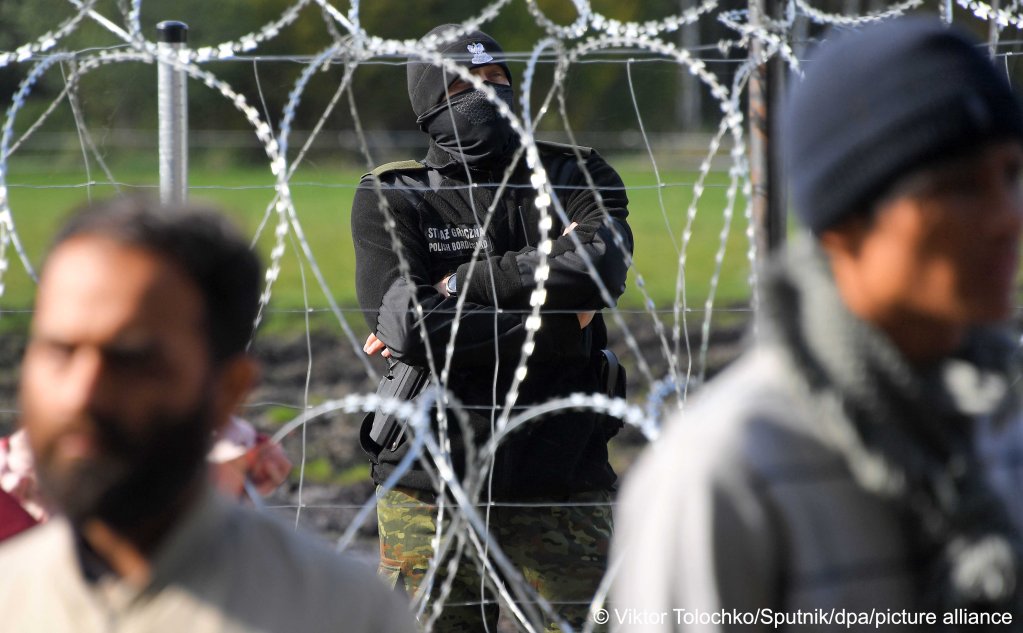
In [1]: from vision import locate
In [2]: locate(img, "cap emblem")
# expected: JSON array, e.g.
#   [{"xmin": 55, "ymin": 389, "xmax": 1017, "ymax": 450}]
[{"xmin": 467, "ymin": 42, "xmax": 493, "ymax": 65}]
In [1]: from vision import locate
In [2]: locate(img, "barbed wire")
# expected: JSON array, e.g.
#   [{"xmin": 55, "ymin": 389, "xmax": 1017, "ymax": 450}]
[{"xmin": 3, "ymin": 1, "xmax": 1023, "ymax": 631}]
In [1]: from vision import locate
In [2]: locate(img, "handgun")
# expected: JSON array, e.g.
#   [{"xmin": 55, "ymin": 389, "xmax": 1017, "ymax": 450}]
[{"xmin": 367, "ymin": 358, "xmax": 430, "ymax": 452}]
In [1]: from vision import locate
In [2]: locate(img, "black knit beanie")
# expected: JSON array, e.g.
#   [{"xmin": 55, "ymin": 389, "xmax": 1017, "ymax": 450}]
[
  {"xmin": 782, "ymin": 17, "xmax": 1023, "ymax": 233},
  {"xmin": 406, "ymin": 24, "xmax": 512, "ymax": 118}
]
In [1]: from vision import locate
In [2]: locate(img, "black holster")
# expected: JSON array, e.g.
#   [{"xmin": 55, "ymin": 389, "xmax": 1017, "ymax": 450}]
[{"xmin": 597, "ymin": 349, "xmax": 627, "ymax": 439}]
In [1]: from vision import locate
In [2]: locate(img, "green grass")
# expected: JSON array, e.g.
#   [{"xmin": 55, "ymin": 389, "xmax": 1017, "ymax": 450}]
[
  {"xmin": 2, "ymin": 158, "xmax": 754, "ymax": 323},
  {"xmin": 263, "ymin": 404, "xmax": 302, "ymax": 427},
  {"xmin": 294, "ymin": 458, "xmax": 371, "ymax": 486}
]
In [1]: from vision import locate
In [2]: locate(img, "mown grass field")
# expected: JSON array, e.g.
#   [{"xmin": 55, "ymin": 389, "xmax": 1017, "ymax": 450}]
[{"xmin": 3, "ymin": 157, "xmax": 754, "ymax": 328}]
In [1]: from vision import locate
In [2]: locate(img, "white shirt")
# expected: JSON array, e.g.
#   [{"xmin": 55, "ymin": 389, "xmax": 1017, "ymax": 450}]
[{"xmin": 0, "ymin": 487, "xmax": 418, "ymax": 633}]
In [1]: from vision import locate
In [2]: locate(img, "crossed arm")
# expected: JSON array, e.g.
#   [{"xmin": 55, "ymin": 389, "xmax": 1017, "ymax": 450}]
[{"xmin": 364, "ymin": 221, "xmax": 595, "ymax": 358}]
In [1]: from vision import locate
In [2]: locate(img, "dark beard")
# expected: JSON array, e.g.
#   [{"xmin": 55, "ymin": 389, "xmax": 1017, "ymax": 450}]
[{"xmin": 36, "ymin": 390, "xmax": 215, "ymax": 532}]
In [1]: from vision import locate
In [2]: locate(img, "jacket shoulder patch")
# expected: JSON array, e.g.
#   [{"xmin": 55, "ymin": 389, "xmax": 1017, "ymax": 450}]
[
  {"xmin": 364, "ymin": 160, "xmax": 427, "ymax": 179},
  {"xmin": 535, "ymin": 140, "xmax": 593, "ymax": 160}
]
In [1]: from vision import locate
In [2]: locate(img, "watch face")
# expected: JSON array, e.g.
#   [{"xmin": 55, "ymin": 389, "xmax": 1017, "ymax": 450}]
[{"xmin": 447, "ymin": 274, "xmax": 457, "ymax": 295}]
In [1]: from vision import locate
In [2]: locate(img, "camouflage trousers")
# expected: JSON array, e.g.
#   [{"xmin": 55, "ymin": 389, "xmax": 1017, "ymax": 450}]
[{"xmin": 376, "ymin": 485, "xmax": 613, "ymax": 632}]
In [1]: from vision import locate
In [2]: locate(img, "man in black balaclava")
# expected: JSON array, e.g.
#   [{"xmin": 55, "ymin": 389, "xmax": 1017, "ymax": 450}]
[{"xmin": 351, "ymin": 24, "xmax": 633, "ymax": 632}]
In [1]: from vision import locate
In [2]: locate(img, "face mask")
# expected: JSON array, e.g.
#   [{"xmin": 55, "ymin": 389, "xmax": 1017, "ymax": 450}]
[{"xmin": 417, "ymin": 83, "xmax": 518, "ymax": 169}]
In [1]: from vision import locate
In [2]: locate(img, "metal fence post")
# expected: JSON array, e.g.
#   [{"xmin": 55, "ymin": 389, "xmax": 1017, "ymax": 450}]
[
  {"xmin": 749, "ymin": 0, "xmax": 787, "ymax": 264},
  {"xmin": 157, "ymin": 21, "xmax": 188, "ymax": 207}
]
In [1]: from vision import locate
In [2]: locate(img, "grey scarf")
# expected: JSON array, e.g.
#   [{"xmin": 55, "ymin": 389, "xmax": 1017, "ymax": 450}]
[{"xmin": 761, "ymin": 238, "xmax": 1023, "ymax": 624}]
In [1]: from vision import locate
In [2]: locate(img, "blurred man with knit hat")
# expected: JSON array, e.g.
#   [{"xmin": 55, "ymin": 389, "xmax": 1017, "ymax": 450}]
[{"xmin": 613, "ymin": 16, "xmax": 1023, "ymax": 631}]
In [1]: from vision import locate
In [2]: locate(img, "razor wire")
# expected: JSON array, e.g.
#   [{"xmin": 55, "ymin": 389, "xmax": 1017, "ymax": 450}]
[{"xmin": 2, "ymin": 0, "xmax": 1021, "ymax": 631}]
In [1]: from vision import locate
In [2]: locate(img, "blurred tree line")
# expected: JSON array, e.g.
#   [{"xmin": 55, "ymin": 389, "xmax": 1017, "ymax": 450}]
[
  {"xmin": 1, "ymin": 0, "xmax": 1018, "ymax": 164},
  {"xmin": 0, "ymin": 1, "xmax": 743, "ymax": 156}
]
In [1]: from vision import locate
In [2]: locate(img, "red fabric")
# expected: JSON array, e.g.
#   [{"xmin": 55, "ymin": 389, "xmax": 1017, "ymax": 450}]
[{"xmin": 0, "ymin": 487, "xmax": 37, "ymax": 542}]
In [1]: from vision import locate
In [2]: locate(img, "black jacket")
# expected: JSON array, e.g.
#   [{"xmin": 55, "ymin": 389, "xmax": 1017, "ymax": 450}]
[{"xmin": 351, "ymin": 141, "xmax": 633, "ymax": 498}]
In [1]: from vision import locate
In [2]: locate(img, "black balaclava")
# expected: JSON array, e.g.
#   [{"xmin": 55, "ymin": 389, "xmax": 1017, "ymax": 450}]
[{"xmin": 407, "ymin": 24, "xmax": 518, "ymax": 170}]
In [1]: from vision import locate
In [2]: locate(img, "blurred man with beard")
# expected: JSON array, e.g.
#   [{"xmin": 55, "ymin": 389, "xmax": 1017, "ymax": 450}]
[{"xmin": 0, "ymin": 197, "xmax": 416, "ymax": 633}]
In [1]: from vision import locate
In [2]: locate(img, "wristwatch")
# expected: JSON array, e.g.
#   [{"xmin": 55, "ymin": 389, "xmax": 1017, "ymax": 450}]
[{"xmin": 444, "ymin": 272, "xmax": 458, "ymax": 296}]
